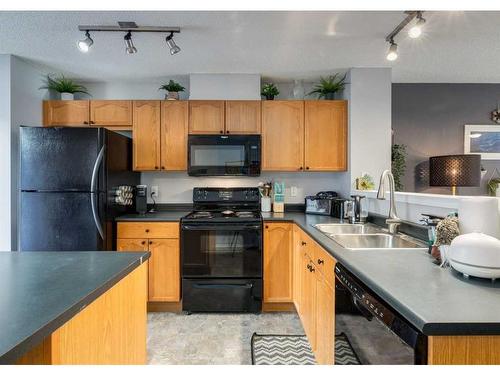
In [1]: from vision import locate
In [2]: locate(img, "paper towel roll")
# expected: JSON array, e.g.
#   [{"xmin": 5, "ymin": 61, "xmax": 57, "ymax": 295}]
[{"xmin": 458, "ymin": 197, "xmax": 500, "ymax": 238}]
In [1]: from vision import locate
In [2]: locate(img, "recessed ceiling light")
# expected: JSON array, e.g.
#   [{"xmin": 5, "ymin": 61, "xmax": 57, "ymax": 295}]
[
  {"xmin": 165, "ymin": 32, "xmax": 181, "ymax": 55},
  {"xmin": 124, "ymin": 32, "xmax": 137, "ymax": 54},
  {"xmin": 386, "ymin": 41, "xmax": 398, "ymax": 61},
  {"xmin": 77, "ymin": 31, "xmax": 93, "ymax": 53}
]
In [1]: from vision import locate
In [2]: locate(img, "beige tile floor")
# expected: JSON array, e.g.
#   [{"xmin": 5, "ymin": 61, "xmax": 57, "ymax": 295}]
[{"xmin": 147, "ymin": 312, "xmax": 304, "ymax": 365}]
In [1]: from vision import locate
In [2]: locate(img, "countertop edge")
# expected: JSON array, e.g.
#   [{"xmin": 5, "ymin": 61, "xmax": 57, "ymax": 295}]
[{"xmin": 0, "ymin": 252, "xmax": 150, "ymax": 364}]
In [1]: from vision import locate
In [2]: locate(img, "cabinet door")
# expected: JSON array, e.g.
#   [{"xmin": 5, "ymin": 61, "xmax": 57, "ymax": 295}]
[
  {"xmin": 262, "ymin": 101, "xmax": 304, "ymax": 171},
  {"xmin": 293, "ymin": 226, "xmax": 304, "ymax": 313},
  {"xmin": 116, "ymin": 238, "xmax": 148, "ymax": 252},
  {"xmin": 43, "ymin": 100, "xmax": 90, "ymax": 126},
  {"xmin": 304, "ymin": 100, "xmax": 347, "ymax": 171},
  {"xmin": 263, "ymin": 222, "xmax": 293, "ymax": 303},
  {"xmin": 90, "ymin": 100, "xmax": 133, "ymax": 127},
  {"xmin": 301, "ymin": 252, "xmax": 317, "ymax": 352},
  {"xmin": 188, "ymin": 100, "xmax": 225, "ymax": 134},
  {"xmin": 161, "ymin": 101, "xmax": 188, "ymax": 170},
  {"xmin": 315, "ymin": 272, "xmax": 335, "ymax": 365},
  {"xmin": 133, "ymin": 101, "xmax": 161, "ymax": 171},
  {"xmin": 225, "ymin": 101, "xmax": 261, "ymax": 134},
  {"xmin": 148, "ymin": 239, "xmax": 180, "ymax": 302}
]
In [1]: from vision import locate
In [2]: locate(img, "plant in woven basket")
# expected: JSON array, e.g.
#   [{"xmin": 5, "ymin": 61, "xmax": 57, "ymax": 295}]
[
  {"xmin": 392, "ymin": 144, "xmax": 407, "ymax": 191},
  {"xmin": 39, "ymin": 74, "xmax": 90, "ymax": 95}
]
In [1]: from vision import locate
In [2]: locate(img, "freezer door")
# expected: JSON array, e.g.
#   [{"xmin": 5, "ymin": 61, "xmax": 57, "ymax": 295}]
[
  {"xmin": 20, "ymin": 192, "xmax": 105, "ymax": 251},
  {"xmin": 20, "ymin": 127, "xmax": 103, "ymax": 191}
]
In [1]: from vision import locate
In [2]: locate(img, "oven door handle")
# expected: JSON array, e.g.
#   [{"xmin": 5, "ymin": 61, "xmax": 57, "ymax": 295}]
[
  {"xmin": 192, "ymin": 283, "xmax": 253, "ymax": 289},
  {"xmin": 182, "ymin": 224, "xmax": 261, "ymax": 231}
]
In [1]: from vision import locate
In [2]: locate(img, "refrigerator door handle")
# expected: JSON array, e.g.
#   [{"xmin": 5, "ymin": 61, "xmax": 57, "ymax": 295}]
[{"xmin": 91, "ymin": 145, "xmax": 105, "ymax": 240}]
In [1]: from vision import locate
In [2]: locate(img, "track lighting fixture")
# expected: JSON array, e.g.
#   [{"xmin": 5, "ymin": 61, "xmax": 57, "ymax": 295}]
[
  {"xmin": 77, "ymin": 30, "xmax": 93, "ymax": 53},
  {"xmin": 384, "ymin": 11, "xmax": 426, "ymax": 62},
  {"xmin": 165, "ymin": 32, "xmax": 181, "ymax": 55},
  {"xmin": 408, "ymin": 12, "xmax": 426, "ymax": 39},
  {"xmin": 124, "ymin": 32, "xmax": 137, "ymax": 54},
  {"xmin": 386, "ymin": 40, "xmax": 398, "ymax": 61},
  {"xmin": 76, "ymin": 22, "xmax": 181, "ymax": 55}
]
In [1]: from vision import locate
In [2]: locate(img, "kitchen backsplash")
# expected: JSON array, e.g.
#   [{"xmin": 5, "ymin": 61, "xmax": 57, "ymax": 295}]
[{"xmin": 141, "ymin": 172, "xmax": 347, "ymax": 204}]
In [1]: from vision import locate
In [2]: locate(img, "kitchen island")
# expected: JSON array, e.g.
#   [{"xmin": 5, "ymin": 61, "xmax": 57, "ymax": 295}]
[{"xmin": 0, "ymin": 251, "xmax": 149, "ymax": 365}]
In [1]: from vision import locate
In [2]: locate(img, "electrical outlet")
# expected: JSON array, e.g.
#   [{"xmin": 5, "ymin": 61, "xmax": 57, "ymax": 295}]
[
  {"xmin": 151, "ymin": 186, "xmax": 159, "ymax": 198},
  {"xmin": 290, "ymin": 186, "xmax": 298, "ymax": 197}
]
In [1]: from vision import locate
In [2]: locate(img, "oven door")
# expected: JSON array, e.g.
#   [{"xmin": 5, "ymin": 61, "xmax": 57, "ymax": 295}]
[
  {"xmin": 181, "ymin": 222, "xmax": 262, "ymax": 278},
  {"xmin": 187, "ymin": 135, "xmax": 261, "ymax": 176}
]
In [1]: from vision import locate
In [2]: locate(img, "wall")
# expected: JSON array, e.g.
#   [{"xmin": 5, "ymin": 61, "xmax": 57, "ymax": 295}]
[
  {"xmin": 339, "ymin": 68, "xmax": 392, "ymax": 197},
  {"xmin": 393, "ymin": 83, "xmax": 500, "ymax": 196},
  {"xmin": 0, "ymin": 56, "xmax": 12, "ymax": 251},
  {"xmin": 0, "ymin": 55, "xmax": 45, "ymax": 251},
  {"xmin": 142, "ymin": 172, "xmax": 345, "ymax": 204},
  {"xmin": 189, "ymin": 74, "xmax": 260, "ymax": 100}
]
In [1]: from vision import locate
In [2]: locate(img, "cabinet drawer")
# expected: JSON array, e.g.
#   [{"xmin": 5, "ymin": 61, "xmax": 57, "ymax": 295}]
[{"xmin": 117, "ymin": 222, "xmax": 179, "ymax": 239}]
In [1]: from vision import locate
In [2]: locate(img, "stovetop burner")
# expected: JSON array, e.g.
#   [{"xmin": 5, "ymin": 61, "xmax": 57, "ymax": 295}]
[{"xmin": 183, "ymin": 209, "xmax": 261, "ymax": 222}]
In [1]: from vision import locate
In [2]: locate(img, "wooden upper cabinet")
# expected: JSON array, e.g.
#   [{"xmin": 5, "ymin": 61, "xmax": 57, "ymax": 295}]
[
  {"xmin": 263, "ymin": 222, "xmax": 293, "ymax": 303},
  {"xmin": 262, "ymin": 101, "xmax": 304, "ymax": 171},
  {"xmin": 225, "ymin": 101, "xmax": 261, "ymax": 134},
  {"xmin": 90, "ymin": 100, "xmax": 133, "ymax": 127},
  {"xmin": 133, "ymin": 101, "xmax": 161, "ymax": 171},
  {"xmin": 161, "ymin": 101, "xmax": 188, "ymax": 171},
  {"xmin": 188, "ymin": 100, "xmax": 225, "ymax": 134},
  {"xmin": 304, "ymin": 100, "xmax": 347, "ymax": 171},
  {"xmin": 43, "ymin": 100, "xmax": 90, "ymax": 126}
]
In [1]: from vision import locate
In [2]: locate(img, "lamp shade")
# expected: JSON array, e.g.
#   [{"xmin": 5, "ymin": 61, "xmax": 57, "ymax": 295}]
[{"xmin": 429, "ymin": 154, "xmax": 481, "ymax": 187}]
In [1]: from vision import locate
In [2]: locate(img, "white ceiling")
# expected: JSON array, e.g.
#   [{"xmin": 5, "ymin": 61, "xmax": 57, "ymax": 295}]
[{"xmin": 0, "ymin": 11, "xmax": 499, "ymax": 83}]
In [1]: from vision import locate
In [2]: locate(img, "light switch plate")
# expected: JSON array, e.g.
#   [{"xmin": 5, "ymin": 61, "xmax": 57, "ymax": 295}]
[{"xmin": 290, "ymin": 186, "xmax": 298, "ymax": 197}]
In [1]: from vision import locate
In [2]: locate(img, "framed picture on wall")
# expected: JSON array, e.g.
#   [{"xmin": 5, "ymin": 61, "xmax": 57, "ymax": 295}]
[{"xmin": 464, "ymin": 125, "xmax": 500, "ymax": 160}]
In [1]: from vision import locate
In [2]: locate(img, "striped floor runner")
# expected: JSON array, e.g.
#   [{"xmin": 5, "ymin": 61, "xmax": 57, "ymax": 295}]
[{"xmin": 251, "ymin": 332, "xmax": 361, "ymax": 365}]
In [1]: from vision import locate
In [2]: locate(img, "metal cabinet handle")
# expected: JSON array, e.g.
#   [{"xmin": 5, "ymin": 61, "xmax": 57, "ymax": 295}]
[
  {"xmin": 306, "ymin": 166, "xmax": 310, "ymax": 170},
  {"xmin": 83, "ymin": 121, "xmax": 89, "ymax": 124},
  {"xmin": 310, "ymin": 266, "xmax": 315, "ymax": 273},
  {"xmin": 301, "ymin": 241, "xmax": 307, "ymax": 246},
  {"xmin": 299, "ymin": 166, "xmax": 303, "ymax": 170},
  {"xmin": 149, "ymin": 241, "xmax": 153, "ymax": 245},
  {"xmin": 318, "ymin": 259, "xmax": 324, "ymax": 265},
  {"xmin": 141, "ymin": 241, "xmax": 146, "ymax": 245},
  {"xmin": 145, "ymin": 229, "xmax": 150, "ymax": 233},
  {"xmin": 265, "ymin": 225, "xmax": 269, "ymax": 229},
  {"xmin": 307, "ymin": 264, "xmax": 312, "ymax": 270},
  {"xmin": 226, "ymin": 130, "xmax": 230, "ymax": 134},
  {"xmin": 219, "ymin": 130, "xmax": 223, "ymax": 134}
]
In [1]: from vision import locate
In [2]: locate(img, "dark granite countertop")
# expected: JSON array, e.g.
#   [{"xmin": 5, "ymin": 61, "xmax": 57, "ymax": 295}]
[
  {"xmin": 0, "ymin": 251, "xmax": 150, "ymax": 364},
  {"xmin": 262, "ymin": 212, "xmax": 500, "ymax": 336}
]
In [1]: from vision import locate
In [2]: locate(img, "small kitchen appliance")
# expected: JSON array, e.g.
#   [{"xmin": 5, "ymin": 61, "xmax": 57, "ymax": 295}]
[
  {"xmin": 135, "ymin": 185, "xmax": 148, "ymax": 214},
  {"xmin": 305, "ymin": 191, "xmax": 339, "ymax": 216},
  {"xmin": 181, "ymin": 187, "xmax": 262, "ymax": 313}
]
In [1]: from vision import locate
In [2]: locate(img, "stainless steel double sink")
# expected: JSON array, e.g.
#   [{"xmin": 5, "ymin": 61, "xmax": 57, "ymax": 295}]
[{"xmin": 313, "ymin": 223, "xmax": 426, "ymax": 250}]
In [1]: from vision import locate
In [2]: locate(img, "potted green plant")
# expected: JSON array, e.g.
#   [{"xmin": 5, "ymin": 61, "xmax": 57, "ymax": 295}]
[
  {"xmin": 391, "ymin": 144, "xmax": 407, "ymax": 191},
  {"xmin": 159, "ymin": 80, "xmax": 185, "ymax": 100},
  {"xmin": 308, "ymin": 73, "xmax": 347, "ymax": 100},
  {"xmin": 39, "ymin": 75, "xmax": 90, "ymax": 100},
  {"xmin": 488, "ymin": 178, "xmax": 500, "ymax": 197},
  {"xmin": 261, "ymin": 83, "xmax": 279, "ymax": 100}
]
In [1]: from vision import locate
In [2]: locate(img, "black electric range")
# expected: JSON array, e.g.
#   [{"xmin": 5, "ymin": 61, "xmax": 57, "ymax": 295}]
[{"xmin": 181, "ymin": 187, "xmax": 263, "ymax": 313}]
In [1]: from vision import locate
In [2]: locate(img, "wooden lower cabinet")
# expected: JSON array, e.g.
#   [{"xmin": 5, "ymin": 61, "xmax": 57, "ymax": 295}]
[
  {"xmin": 17, "ymin": 262, "xmax": 147, "ymax": 364},
  {"xmin": 427, "ymin": 336, "xmax": 500, "ymax": 365},
  {"xmin": 117, "ymin": 222, "xmax": 180, "ymax": 303},
  {"xmin": 263, "ymin": 222, "xmax": 293, "ymax": 304},
  {"xmin": 271, "ymin": 222, "xmax": 336, "ymax": 364}
]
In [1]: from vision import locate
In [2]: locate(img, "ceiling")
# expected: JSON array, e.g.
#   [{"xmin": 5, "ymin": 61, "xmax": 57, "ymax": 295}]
[{"xmin": 0, "ymin": 11, "xmax": 499, "ymax": 83}]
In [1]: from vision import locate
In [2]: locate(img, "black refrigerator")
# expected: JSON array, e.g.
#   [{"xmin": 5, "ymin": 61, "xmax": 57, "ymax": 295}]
[{"xmin": 19, "ymin": 126, "xmax": 140, "ymax": 251}]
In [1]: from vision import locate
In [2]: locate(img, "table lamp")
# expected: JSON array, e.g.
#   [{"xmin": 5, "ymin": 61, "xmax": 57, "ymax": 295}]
[{"xmin": 429, "ymin": 154, "xmax": 481, "ymax": 195}]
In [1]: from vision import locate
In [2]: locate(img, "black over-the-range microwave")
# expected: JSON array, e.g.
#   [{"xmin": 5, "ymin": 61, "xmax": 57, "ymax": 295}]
[{"xmin": 187, "ymin": 134, "xmax": 261, "ymax": 176}]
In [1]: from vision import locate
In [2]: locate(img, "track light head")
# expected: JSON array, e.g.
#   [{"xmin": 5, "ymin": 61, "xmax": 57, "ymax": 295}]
[
  {"xmin": 124, "ymin": 32, "xmax": 137, "ymax": 54},
  {"xmin": 165, "ymin": 32, "xmax": 181, "ymax": 55},
  {"xmin": 408, "ymin": 13, "xmax": 426, "ymax": 39},
  {"xmin": 386, "ymin": 40, "xmax": 398, "ymax": 61},
  {"xmin": 77, "ymin": 31, "xmax": 93, "ymax": 53}
]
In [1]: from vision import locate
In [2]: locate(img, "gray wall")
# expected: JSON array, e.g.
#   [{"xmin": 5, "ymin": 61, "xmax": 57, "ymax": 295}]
[{"xmin": 392, "ymin": 83, "xmax": 500, "ymax": 196}]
